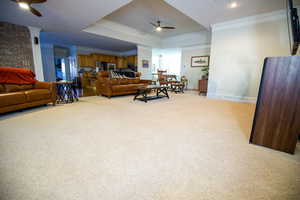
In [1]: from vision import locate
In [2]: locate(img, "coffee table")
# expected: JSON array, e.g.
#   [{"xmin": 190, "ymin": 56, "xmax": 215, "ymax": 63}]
[{"xmin": 134, "ymin": 85, "xmax": 169, "ymax": 103}]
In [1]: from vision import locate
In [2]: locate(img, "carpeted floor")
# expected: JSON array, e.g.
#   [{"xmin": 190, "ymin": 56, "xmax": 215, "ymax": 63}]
[{"xmin": 0, "ymin": 92, "xmax": 299, "ymax": 200}]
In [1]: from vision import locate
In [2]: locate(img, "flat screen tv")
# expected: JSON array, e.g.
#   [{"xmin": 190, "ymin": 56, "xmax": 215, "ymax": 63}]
[{"xmin": 287, "ymin": 0, "xmax": 300, "ymax": 55}]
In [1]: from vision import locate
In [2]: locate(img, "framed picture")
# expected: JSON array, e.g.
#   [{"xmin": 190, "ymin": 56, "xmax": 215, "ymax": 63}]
[
  {"xmin": 142, "ymin": 60, "xmax": 149, "ymax": 68},
  {"xmin": 191, "ymin": 56, "xmax": 210, "ymax": 67}
]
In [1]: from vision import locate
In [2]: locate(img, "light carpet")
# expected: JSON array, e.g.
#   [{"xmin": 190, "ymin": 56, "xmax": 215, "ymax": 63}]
[{"xmin": 0, "ymin": 92, "xmax": 299, "ymax": 200}]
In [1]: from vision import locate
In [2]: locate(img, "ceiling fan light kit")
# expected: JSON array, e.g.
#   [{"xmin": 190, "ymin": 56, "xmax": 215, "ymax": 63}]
[
  {"xmin": 228, "ymin": 1, "xmax": 238, "ymax": 8},
  {"xmin": 151, "ymin": 20, "xmax": 176, "ymax": 32},
  {"xmin": 12, "ymin": 0, "xmax": 47, "ymax": 17},
  {"xmin": 18, "ymin": 2, "xmax": 30, "ymax": 10}
]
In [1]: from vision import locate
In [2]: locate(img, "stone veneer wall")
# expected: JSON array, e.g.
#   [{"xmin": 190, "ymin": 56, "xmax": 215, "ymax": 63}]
[{"xmin": 0, "ymin": 21, "xmax": 34, "ymax": 71}]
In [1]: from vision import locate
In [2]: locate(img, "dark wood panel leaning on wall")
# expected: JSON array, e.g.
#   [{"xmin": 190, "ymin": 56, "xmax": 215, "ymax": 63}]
[{"xmin": 250, "ymin": 56, "xmax": 300, "ymax": 154}]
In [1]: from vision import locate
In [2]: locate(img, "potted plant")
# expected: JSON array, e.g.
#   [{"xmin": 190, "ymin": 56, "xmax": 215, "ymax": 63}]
[{"xmin": 201, "ymin": 66, "xmax": 209, "ymax": 79}]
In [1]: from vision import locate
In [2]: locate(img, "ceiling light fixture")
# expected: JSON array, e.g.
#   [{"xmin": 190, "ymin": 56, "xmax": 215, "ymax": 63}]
[
  {"xmin": 156, "ymin": 26, "xmax": 162, "ymax": 32},
  {"xmin": 18, "ymin": 2, "xmax": 30, "ymax": 10},
  {"xmin": 229, "ymin": 2, "xmax": 238, "ymax": 8}
]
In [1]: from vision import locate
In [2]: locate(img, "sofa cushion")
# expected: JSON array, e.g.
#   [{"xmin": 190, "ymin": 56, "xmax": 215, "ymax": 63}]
[
  {"xmin": 119, "ymin": 79, "xmax": 128, "ymax": 85},
  {"xmin": 135, "ymin": 72, "xmax": 141, "ymax": 78},
  {"xmin": 110, "ymin": 78, "xmax": 120, "ymax": 85},
  {"xmin": 111, "ymin": 85, "xmax": 132, "ymax": 92},
  {"xmin": 112, "ymin": 83, "xmax": 146, "ymax": 92},
  {"xmin": 24, "ymin": 89, "xmax": 50, "ymax": 102},
  {"xmin": 98, "ymin": 71, "xmax": 110, "ymax": 78},
  {"xmin": 132, "ymin": 79, "xmax": 140, "ymax": 84},
  {"xmin": 0, "ymin": 92, "xmax": 27, "ymax": 107},
  {"xmin": 127, "ymin": 79, "xmax": 135, "ymax": 84},
  {"xmin": 4, "ymin": 84, "xmax": 34, "ymax": 92},
  {"xmin": 128, "ymin": 83, "xmax": 147, "ymax": 90}
]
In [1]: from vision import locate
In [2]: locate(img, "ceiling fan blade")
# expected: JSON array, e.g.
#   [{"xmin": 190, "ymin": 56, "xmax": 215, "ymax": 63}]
[
  {"xmin": 30, "ymin": 0, "xmax": 47, "ymax": 4},
  {"xmin": 30, "ymin": 6, "xmax": 42, "ymax": 17},
  {"xmin": 10, "ymin": 0, "xmax": 47, "ymax": 4},
  {"xmin": 162, "ymin": 26, "xmax": 176, "ymax": 29},
  {"xmin": 150, "ymin": 22, "xmax": 157, "ymax": 27}
]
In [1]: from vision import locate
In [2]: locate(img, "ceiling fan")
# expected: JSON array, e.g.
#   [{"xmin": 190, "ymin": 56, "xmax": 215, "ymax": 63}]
[
  {"xmin": 11, "ymin": 0, "xmax": 47, "ymax": 17},
  {"xmin": 150, "ymin": 20, "xmax": 176, "ymax": 31}
]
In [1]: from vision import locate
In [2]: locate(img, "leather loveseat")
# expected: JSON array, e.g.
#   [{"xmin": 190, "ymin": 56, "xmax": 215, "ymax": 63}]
[
  {"xmin": 96, "ymin": 71, "xmax": 151, "ymax": 98},
  {"xmin": 0, "ymin": 67, "xmax": 57, "ymax": 114},
  {"xmin": 0, "ymin": 82, "xmax": 56, "ymax": 114}
]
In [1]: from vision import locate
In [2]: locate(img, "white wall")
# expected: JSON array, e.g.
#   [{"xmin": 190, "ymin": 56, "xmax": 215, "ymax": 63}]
[
  {"xmin": 41, "ymin": 43, "xmax": 79, "ymax": 81},
  {"xmin": 137, "ymin": 45, "xmax": 152, "ymax": 80},
  {"xmin": 41, "ymin": 44, "xmax": 56, "ymax": 82},
  {"xmin": 181, "ymin": 45, "xmax": 210, "ymax": 90},
  {"xmin": 208, "ymin": 10, "xmax": 290, "ymax": 102},
  {"xmin": 28, "ymin": 26, "xmax": 44, "ymax": 81}
]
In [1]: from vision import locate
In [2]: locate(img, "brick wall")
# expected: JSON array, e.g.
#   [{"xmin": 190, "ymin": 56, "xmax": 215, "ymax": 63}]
[{"xmin": 0, "ymin": 21, "xmax": 34, "ymax": 71}]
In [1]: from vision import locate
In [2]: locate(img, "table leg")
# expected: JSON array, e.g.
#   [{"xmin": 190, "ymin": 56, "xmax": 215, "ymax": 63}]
[
  {"xmin": 175, "ymin": 85, "xmax": 178, "ymax": 94},
  {"xmin": 63, "ymin": 85, "xmax": 68, "ymax": 103},
  {"xmin": 56, "ymin": 85, "xmax": 65, "ymax": 104},
  {"xmin": 72, "ymin": 84, "xmax": 79, "ymax": 101},
  {"xmin": 164, "ymin": 88, "xmax": 169, "ymax": 98},
  {"xmin": 134, "ymin": 90, "xmax": 140, "ymax": 101},
  {"xmin": 157, "ymin": 88, "xmax": 169, "ymax": 98},
  {"xmin": 143, "ymin": 91, "xmax": 148, "ymax": 103},
  {"xmin": 65, "ymin": 84, "xmax": 73, "ymax": 103}
]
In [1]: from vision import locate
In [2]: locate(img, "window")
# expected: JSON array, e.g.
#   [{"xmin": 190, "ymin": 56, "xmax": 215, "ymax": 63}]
[{"xmin": 152, "ymin": 48, "xmax": 182, "ymax": 75}]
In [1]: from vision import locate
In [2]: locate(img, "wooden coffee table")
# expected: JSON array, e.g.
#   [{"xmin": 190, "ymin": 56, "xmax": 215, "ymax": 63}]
[{"xmin": 134, "ymin": 85, "xmax": 169, "ymax": 103}]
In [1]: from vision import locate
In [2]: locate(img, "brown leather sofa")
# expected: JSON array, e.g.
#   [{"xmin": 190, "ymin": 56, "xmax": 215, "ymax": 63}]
[
  {"xmin": 0, "ymin": 82, "xmax": 56, "ymax": 114},
  {"xmin": 96, "ymin": 71, "xmax": 151, "ymax": 98}
]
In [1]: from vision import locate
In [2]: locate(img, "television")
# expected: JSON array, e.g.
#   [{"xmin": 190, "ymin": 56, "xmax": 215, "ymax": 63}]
[{"xmin": 287, "ymin": 0, "xmax": 300, "ymax": 55}]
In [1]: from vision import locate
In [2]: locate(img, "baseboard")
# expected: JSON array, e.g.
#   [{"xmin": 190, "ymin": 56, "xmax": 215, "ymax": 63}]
[{"xmin": 207, "ymin": 93, "xmax": 257, "ymax": 103}]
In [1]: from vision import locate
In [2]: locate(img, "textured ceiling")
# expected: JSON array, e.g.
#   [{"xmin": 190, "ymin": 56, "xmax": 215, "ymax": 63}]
[
  {"xmin": 165, "ymin": 0, "xmax": 286, "ymax": 28},
  {"xmin": 40, "ymin": 32, "xmax": 136, "ymax": 52},
  {"xmin": 0, "ymin": 0, "xmax": 136, "ymax": 51},
  {"xmin": 104, "ymin": 0, "xmax": 206, "ymax": 38},
  {"xmin": 0, "ymin": 0, "xmax": 288, "ymax": 50}
]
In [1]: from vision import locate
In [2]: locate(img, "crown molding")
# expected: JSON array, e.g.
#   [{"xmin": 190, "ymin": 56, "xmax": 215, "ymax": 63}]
[
  {"xmin": 120, "ymin": 49, "xmax": 137, "ymax": 56},
  {"xmin": 93, "ymin": 20, "xmax": 160, "ymax": 40},
  {"xmin": 137, "ymin": 45, "xmax": 153, "ymax": 49},
  {"xmin": 211, "ymin": 10, "xmax": 286, "ymax": 32},
  {"xmin": 77, "ymin": 45, "xmax": 121, "ymax": 56},
  {"xmin": 84, "ymin": 20, "xmax": 161, "ymax": 47}
]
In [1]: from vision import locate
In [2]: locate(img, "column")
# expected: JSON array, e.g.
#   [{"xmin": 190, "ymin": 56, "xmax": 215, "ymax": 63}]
[{"xmin": 28, "ymin": 26, "xmax": 44, "ymax": 81}]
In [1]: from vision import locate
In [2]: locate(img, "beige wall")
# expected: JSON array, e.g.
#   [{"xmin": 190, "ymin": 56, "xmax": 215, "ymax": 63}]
[
  {"xmin": 208, "ymin": 11, "xmax": 290, "ymax": 102},
  {"xmin": 181, "ymin": 46, "xmax": 210, "ymax": 90},
  {"xmin": 137, "ymin": 45, "xmax": 152, "ymax": 80}
]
